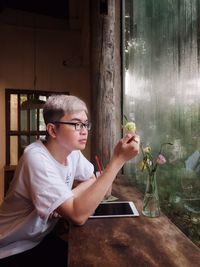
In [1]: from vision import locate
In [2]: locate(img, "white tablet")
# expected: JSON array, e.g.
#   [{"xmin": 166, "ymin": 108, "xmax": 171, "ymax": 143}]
[{"xmin": 89, "ymin": 201, "xmax": 139, "ymax": 218}]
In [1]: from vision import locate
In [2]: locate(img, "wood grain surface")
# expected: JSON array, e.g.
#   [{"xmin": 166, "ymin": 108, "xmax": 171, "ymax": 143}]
[{"xmin": 68, "ymin": 176, "xmax": 200, "ymax": 267}]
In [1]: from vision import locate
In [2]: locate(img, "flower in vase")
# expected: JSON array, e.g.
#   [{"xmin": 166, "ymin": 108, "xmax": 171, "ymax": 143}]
[
  {"xmin": 140, "ymin": 142, "xmax": 173, "ymax": 176},
  {"xmin": 156, "ymin": 154, "xmax": 167, "ymax": 165},
  {"xmin": 140, "ymin": 142, "xmax": 173, "ymax": 217}
]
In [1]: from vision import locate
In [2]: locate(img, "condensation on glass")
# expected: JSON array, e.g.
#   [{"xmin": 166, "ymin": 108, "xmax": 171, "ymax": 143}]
[{"xmin": 122, "ymin": 0, "xmax": 200, "ymax": 247}]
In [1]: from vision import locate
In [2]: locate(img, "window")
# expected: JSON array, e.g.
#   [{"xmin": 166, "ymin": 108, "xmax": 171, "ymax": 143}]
[
  {"xmin": 122, "ymin": 1, "xmax": 200, "ymax": 247},
  {"xmin": 5, "ymin": 89, "xmax": 68, "ymax": 165}
]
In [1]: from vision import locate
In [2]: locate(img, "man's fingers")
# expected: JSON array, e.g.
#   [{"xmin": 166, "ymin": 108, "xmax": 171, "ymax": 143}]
[
  {"xmin": 123, "ymin": 134, "xmax": 133, "ymax": 143},
  {"xmin": 123, "ymin": 134, "xmax": 140, "ymax": 144},
  {"xmin": 132, "ymin": 135, "xmax": 140, "ymax": 144}
]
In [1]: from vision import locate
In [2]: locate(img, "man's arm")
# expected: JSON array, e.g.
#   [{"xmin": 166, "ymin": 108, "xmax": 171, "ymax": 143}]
[
  {"xmin": 72, "ymin": 176, "xmax": 96, "ymax": 196},
  {"xmin": 56, "ymin": 134, "xmax": 140, "ymax": 225}
]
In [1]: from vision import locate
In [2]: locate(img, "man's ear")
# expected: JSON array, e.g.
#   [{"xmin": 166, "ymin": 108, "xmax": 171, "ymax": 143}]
[{"xmin": 46, "ymin": 123, "xmax": 57, "ymax": 138}]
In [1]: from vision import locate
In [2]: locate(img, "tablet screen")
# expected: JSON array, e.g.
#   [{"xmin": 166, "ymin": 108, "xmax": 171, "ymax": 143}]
[{"xmin": 90, "ymin": 201, "xmax": 139, "ymax": 218}]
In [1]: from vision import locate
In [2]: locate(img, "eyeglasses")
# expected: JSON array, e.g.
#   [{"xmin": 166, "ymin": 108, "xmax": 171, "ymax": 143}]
[{"xmin": 53, "ymin": 121, "xmax": 92, "ymax": 131}]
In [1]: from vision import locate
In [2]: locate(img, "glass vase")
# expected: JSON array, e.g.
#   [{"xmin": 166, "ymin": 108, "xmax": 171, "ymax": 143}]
[{"xmin": 142, "ymin": 172, "xmax": 160, "ymax": 217}]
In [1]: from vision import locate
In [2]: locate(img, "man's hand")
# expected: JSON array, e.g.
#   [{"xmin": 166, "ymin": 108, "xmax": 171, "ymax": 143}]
[{"xmin": 113, "ymin": 134, "xmax": 140, "ymax": 164}]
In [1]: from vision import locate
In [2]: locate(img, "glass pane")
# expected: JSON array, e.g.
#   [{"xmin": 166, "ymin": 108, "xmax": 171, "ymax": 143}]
[
  {"xmin": 123, "ymin": 0, "xmax": 200, "ymax": 247},
  {"xmin": 10, "ymin": 94, "xmax": 18, "ymax": 131},
  {"xmin": 20, "ymin": 110, "xmax": 27, "ymax": 131},
  {"xmin": 10, "ymin": 136, "xmax": 18, "ymax": 165},
  {"xmin": 39, "ymin": 135, "xmax": 46, "ymax": 141},
  {"xmin": 20, "ymin": 95, "xmax": 28, "ymax": 130},
  {"xmin": 39, "ymin": 95, "xmax": 47, "ymax": 101},
  {"xmin": 20, "ymin": 94, "xmax": 28, "ymax": 108},
  {"xmin": 20, "ymin": 135, "xmax": 28, "ymax": 156},
  {"xmin": 39, "ymin": 109, "xmax": 46, "ymax": 131},
  {"xmin": 30, "ymin": 135, "xmax": 37, "ymax": 143},
  {"xmin": 30, "ymin": 109, "xmax": 37, "ymax": 131}
]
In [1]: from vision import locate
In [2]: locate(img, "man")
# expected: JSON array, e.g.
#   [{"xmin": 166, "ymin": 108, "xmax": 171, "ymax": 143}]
[{"xmin": 0, "ymin": 95, "xmax": 140, "ymax": 266}]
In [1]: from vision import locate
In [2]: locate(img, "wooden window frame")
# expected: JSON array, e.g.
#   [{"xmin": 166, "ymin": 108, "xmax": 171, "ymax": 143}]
[{"xmin": 5, "ymin": 89, "xmax": 69, "ymax": 165}]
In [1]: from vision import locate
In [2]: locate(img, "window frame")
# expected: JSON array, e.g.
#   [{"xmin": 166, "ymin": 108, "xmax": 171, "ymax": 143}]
[{"xmin": 5, "ymin": 89, "xmax": 69, "ymax": 165}]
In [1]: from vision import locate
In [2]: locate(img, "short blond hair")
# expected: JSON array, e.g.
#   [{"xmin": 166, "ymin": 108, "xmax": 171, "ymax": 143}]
[{"xmin": 43, "ymin": 95, "xmax": 88, "ymax": 125}]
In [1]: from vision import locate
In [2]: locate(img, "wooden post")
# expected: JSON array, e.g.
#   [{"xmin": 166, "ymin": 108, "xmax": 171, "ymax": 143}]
[{"xmin": 90, "ymin": 0, "xmax": 121, "ymax": 169}]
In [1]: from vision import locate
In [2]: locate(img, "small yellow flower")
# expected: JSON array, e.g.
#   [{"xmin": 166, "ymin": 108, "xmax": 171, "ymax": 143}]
[
  {"xmin": 143, "ymin": 147, "xmax": 151, "ymax": 153},
  {"xmin": 139, "ymin": 160, "xmax": 147, "ymax": 171},
  {"xmin": 146, "ymin": 158, "xmax": 153, "ymax": 166},
  {"xmin": 124, "ymin": 122, "xmax": 136, "ymax": 134}
]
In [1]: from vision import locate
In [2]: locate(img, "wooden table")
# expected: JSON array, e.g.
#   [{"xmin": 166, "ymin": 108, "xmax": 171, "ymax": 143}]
[{"xmin": 67, "ymin": 176, "xmax": 200, "ymax": 267}]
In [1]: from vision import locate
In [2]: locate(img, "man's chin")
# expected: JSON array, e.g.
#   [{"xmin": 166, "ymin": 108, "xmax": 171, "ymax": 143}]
[{"xmin": 77, "ymin": 144, "xmax": 86, "ymax": 150}]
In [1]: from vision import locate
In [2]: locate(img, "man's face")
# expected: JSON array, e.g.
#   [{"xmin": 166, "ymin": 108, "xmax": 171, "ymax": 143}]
[{"xmin": 54, "ymin": 111, "xmax": 90, "ymax": 152}]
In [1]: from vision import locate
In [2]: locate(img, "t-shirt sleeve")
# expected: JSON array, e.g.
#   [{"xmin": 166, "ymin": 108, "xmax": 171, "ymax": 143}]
[
  {"xmin": 23, "ymin": 151, "xmax": 73, "ymax": 220},
  {"xmin": 73, "ymin": 151, "xmax": 94, "ymax": 181}
]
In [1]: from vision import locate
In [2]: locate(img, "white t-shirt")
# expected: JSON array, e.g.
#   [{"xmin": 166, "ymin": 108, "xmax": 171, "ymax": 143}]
[{"xmin": 0, "ymin": 140, "xmax": 94, "ymax": 259}]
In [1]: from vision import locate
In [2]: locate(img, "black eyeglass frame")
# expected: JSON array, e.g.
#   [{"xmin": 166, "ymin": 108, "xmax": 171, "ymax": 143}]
[{"xmin": 52, "ymin": 121, "xmax": 92, "ymax": 131}]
